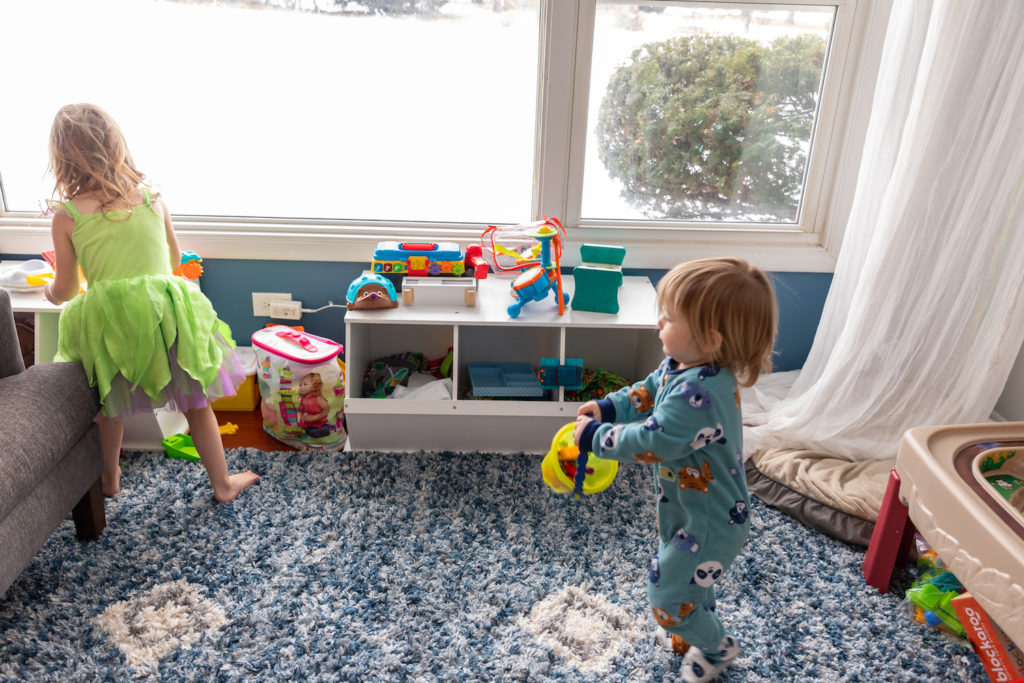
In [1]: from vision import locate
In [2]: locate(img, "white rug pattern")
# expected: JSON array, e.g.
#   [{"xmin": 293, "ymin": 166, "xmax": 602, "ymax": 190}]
[
  {"xmin": 519, "ymin": 585, "xmax": 645, "ymax": 673},
  {"xmin": 97, "ymin": 579, "xmax": 227, "ymax": 667}
]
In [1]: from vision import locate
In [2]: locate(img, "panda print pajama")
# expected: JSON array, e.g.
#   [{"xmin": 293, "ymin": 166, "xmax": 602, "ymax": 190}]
[{"xmin": 578, "ymin": 358, "xmax": 750, "ymax": 663}]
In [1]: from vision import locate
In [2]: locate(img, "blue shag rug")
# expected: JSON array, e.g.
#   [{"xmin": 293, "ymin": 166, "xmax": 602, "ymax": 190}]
[{"xmin": 0, "ymin": 448, "xmax": 986, "ymax": 682}]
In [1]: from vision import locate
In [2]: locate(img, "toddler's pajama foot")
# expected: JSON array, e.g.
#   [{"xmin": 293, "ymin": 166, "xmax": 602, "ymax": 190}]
[
  {"xmin": 680, "ymin": 635, "xmax": 739, "ymax": 683},
  {"xmin": 654, "ymin": 626, "xmax": 691, "ymax": 655}
]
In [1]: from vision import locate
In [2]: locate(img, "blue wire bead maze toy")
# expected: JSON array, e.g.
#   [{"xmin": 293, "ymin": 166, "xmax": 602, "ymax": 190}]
[
  {"xmin": 480, "ymin": 218, "xmax": 569, "ymax": 318},
  {"xmin": 542, "ymin": 422, "xmax": 618, "ymax": 497},
  {"xmin": 346, "ymin": 273, "xmax": 398, "ymax": 310},
  {"xmin": 507, "ymin": 221, "xmax": 568, "ymax": 318}
]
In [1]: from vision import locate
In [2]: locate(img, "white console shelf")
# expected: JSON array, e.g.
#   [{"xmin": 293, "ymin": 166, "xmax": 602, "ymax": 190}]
[{"xmin": 344, "ymin": 274, "xmax": 662, "ymax": 453}]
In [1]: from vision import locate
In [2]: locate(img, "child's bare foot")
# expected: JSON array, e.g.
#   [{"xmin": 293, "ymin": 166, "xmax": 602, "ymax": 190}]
[
  {"xmin": 102, "ymin": 467, "xmax": 121, "ymax": 497},
  {"xmin": 213, "ymin": 471, "xmax": 260, "ymax": 503}
]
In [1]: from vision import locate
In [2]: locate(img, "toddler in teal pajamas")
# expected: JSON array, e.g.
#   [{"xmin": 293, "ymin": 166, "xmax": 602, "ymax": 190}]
[{"xmin": 575, "ymin": 258, "xmax": 777, "ymax": 683}]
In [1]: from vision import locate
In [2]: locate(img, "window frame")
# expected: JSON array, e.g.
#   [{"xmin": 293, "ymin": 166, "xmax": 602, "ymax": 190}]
[{"xmin": 0, "ymin": 0, "xmax": 891, "ymax": 272}]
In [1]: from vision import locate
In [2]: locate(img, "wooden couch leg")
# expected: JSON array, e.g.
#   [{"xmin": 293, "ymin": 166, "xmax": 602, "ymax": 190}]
[{"xmin": 72, "ymin": 479, "xmax": 106, "ymax": 540}]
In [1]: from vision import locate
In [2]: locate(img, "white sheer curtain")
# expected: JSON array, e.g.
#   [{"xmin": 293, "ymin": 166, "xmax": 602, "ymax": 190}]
[{"xmin": 744, "ymin": 0, "xmax": 1024, "ymax": 461}]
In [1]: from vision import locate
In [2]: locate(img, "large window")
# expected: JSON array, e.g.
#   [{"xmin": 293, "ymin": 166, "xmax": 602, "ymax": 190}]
[{"xmin": 0, "ymin": 0, "xmax": 883, "ymax": 270}]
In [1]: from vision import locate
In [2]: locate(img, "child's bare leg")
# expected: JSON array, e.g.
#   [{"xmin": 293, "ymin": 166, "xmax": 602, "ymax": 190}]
[
  {"xmin": 185, "ymin": 405, "xmax": 259, "ymax": 503},
  {"xmin": 96, "ymin": 415, "xmax": 124, "ymax": 497}
]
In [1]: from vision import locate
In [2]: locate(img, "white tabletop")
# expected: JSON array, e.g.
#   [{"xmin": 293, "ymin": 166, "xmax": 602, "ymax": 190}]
[
  {"xmin": 0, "ymin": 260, "xmax": 63, "ymax": 313},
  {"xmin": 346, "ymin": 274, "xmax": 658, "ymax": 329},
  {"xmin": 3, "ymin": 287, "xmax": 63, "ymax": 314}
]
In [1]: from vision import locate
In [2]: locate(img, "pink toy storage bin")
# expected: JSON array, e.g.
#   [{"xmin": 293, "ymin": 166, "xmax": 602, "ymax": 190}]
[{"xmin": 252, "ymin": 325, "xmax": 346, "ymax": 451}]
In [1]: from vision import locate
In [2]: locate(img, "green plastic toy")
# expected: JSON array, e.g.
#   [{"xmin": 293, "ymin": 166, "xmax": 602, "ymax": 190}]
[
  {"xmin": 162, "ymin": 433, "xmax": 200, "ymax": 462},
  {"xmin": 906, "ymin": 569, "xmax": 966, "ymax": 636},
  {"xmin": 571, "ymin": 243, "xmax": 625, "ymax": 314}
]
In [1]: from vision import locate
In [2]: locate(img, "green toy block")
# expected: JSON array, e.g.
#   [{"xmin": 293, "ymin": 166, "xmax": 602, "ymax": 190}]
[{"xmin": 572, "ymin": 243, "xmax": 625, "ymax": 314}]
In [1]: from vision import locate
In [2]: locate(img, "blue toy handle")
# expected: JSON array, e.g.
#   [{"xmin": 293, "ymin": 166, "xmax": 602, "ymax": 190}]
[{"xmin": 573, "ymin": 449, "xmax": 589, "ymax": 498}]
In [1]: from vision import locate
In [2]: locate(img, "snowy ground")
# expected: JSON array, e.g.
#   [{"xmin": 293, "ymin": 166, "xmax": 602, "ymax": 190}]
[{"xmin": 0, "ymin": 0, "xmax": 830, "ymax": 223}]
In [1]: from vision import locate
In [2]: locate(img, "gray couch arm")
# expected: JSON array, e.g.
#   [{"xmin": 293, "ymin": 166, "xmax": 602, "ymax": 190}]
[
  {"xmin": 0, "ymin": 288, "xmax": 101, "ymax": 521},
  {"xmin": 0, "ymin": 289, "xmax": 27, "ymax": 379},
  {"xmin": 0, "ymin": 361, "xmax": 101, "ymax": 522}
]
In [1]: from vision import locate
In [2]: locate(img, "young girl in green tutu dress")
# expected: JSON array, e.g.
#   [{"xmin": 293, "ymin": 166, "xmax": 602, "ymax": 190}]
[{"xmin": 43, "ymin": 103, "xmax": 259, "ymax": 503}]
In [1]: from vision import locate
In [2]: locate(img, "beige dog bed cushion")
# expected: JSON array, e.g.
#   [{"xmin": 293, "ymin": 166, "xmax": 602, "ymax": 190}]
[{"xmin": 745, "ymin": 448, "xmax": 894, "ymax": 547}]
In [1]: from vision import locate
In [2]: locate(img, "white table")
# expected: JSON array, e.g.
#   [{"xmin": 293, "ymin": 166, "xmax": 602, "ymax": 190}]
[{"xmin": 4, "ymin": 286, "xmax": 62, "ymax": 366}]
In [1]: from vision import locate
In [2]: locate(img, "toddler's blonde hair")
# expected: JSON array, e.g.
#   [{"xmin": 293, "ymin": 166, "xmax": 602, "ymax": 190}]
[
  {"xmin": 48, "ymin": 103, "xmax": 150, "ymax": 212},
  {"xmin": 657, "ymin": 257, "xmax": 777, "ymax": 387}
]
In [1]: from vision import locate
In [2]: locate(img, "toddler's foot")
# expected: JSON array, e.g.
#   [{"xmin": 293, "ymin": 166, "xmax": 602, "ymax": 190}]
[
  {"xmin": 214, "ymin": 471, "xmax": 260, "ymax": 503},
  {"xmin": 680, "ymin": 635, "xmax": 740, "ymax": 683},
  {"xmin": 654, "ymin": 626, "xmax": 691, "ymax": 655},
  {"xmin": 102, "ymin": 466, "xmax": 122, "ymax": 497}
]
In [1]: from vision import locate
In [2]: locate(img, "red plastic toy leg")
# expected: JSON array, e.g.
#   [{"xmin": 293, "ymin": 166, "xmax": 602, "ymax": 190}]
[{"xmin": 863, "ymin": 467, "xmax": 917, "ymax": 592}]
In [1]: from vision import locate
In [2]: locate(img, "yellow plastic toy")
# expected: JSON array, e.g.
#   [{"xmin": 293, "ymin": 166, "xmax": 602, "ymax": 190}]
[{"xmin": 542, "ymin": 422, "xmax": 618, "ymax": 497}]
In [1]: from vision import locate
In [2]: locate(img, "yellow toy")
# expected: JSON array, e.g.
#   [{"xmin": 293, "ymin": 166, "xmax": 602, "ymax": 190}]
[
  {"xmin": 218, "ymin": 422, "xmax": 239, "ymax": 435},
  {"xmin": 542, "ymin": 422, "xmax": 618, "ymax": 497}
]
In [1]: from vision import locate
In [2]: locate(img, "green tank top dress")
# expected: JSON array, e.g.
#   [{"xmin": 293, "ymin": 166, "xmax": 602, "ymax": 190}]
[{"xmin": 55, "ymin": 191, "xmax": 243, "ymax": 418}]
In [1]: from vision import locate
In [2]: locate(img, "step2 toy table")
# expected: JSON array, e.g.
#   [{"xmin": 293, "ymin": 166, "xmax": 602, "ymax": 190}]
[{"xmin": 864, "ymin": 422, "xmax": 1024, "ymax": 646}]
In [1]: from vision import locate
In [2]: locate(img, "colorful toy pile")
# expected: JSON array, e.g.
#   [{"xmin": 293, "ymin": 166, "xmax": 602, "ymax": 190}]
[{"xmin": 904, "ymin": 534, "xmax": 1024, "ymax": 681}]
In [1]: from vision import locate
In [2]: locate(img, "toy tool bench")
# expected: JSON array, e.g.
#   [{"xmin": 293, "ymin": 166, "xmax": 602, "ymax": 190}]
[{"xmin": 343, "ymin": 274, "xmax": 662, "ymax": 454}]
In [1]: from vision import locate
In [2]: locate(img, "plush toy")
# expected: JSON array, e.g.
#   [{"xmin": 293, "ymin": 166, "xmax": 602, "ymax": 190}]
[{"xmin": 346, "ymin": 273, "xmax": 398, "ymax": 310}]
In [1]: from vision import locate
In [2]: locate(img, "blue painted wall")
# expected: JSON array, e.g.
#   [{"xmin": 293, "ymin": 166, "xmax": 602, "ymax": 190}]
[
  {"xmin": 2, "ymin": 254, "xmax": 832, "ymax": 371},
  {"xmin": 200, "ymin": 259, "xmax": 831, "ymax": 373}
]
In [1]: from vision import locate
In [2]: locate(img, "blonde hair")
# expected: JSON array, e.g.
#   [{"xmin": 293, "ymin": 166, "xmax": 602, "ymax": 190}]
[
  {"xmin": 657, "ymin": 257, "xmax": 777, "ymax": 387},
  {"xmin": 48, "ymin": 103, "xmax": 150, "ymax": 213}
]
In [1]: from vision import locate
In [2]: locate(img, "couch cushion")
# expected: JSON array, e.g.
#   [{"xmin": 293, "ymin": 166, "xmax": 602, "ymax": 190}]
[{"xmin": 0, "ymin": 362, "xmax": 100, "ymax": 521}]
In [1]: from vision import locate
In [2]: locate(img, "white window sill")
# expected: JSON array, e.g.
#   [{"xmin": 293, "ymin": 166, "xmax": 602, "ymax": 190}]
[{"xmin": 0, "ymin": 216, "xmax": 837, "ymax": 273}]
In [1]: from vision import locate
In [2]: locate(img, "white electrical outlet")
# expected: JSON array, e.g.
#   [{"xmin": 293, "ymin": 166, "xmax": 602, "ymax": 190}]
[
  {"xmin": 252, "ymin": 292, "xmax": 291, "ymax": 316},
  {"xmin": 270, "ymin": 300, "xmax": 303, "ymax": 320}
]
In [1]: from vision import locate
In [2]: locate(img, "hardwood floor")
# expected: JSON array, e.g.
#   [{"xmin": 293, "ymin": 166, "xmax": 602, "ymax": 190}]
[{"xmin": 214, "ymin": 407, "xmax": 297, "ymax": 452}]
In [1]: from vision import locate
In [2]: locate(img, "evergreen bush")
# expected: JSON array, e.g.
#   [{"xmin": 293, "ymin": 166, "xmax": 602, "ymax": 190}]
[{"xmin": 595, "ymin": 33, "xmax": 826, "ymax": 221}]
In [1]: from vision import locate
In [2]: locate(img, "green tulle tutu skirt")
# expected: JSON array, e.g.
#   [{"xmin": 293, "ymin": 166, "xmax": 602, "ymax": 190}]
[{"xmin": 55, "ymin": 274, "xmax": 245, "ymax": 418}]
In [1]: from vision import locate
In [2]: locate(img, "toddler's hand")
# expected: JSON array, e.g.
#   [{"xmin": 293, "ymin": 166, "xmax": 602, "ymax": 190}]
[
  {"xmin": 573, "ymin": 415, "xmax": 592, "ymax": 446},
  {"xmin": 577, "ymin": 400, "xmax": 602, "ymax": 422}
]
